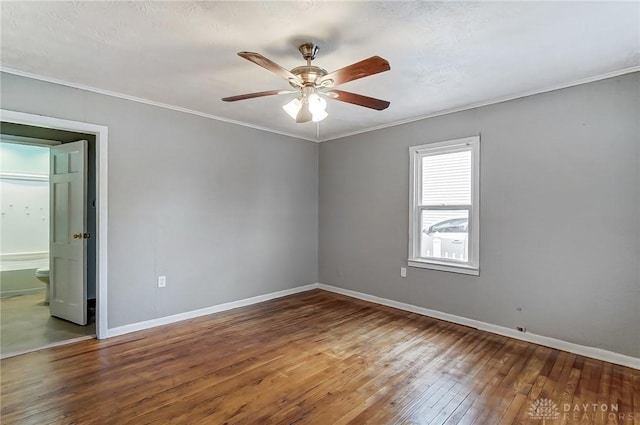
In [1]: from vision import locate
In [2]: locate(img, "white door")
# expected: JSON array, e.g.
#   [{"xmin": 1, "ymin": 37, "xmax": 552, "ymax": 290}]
[{"xmin": 49, "ymin": 140, "xmax": 87, "ymax": 325}]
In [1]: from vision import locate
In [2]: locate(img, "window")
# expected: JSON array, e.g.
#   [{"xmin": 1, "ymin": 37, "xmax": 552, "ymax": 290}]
[{"xmin": 408, "ymin": 136, "xmax": 480, "ymax": 275}]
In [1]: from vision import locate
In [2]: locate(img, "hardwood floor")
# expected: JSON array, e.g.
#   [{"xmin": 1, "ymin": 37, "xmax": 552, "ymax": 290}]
[{"xmin": 1, "ymin": 289, "xmax": 638, "ymax": 424}]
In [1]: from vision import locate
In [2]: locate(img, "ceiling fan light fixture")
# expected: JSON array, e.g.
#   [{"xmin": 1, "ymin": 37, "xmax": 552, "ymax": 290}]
[
  {"xmin": 283, "ymin": 92, "xmax": 328, "ymax": 123},
  {"xmin": 224, "ymin": 45, "xmax": 391, "ymax": 122},
  {"xmin": 225, "ymin": 44, "xmax": 390, "ymax": 123}
]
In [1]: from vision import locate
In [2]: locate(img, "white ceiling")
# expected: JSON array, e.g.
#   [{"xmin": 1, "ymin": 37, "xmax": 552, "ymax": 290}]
[{"xmin": 1, "ymin": 1, "xmax": 639, "ymax": 142}]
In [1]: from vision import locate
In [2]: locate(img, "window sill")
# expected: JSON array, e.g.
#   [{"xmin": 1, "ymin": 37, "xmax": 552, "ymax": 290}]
[{"xmin": 408, "ymin": 259, "xmax": 479, "ymax": 276}]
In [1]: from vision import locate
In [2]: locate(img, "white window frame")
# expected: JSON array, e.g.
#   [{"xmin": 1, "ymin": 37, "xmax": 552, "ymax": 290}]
[{"xmin": 408, "ymin": 136, "xmax": 480, "ymax": 276}]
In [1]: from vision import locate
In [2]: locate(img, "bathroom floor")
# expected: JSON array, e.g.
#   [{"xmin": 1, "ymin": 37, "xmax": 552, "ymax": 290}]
[{"xmin": 0, "ymin": 293, "xmax": 95, "ymax": 357}]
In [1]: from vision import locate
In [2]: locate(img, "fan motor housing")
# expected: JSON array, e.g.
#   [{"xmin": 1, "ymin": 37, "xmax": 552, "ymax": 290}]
[{"xmin": 290, "ymin": 65, "xmax": 328, "ymax": 87}]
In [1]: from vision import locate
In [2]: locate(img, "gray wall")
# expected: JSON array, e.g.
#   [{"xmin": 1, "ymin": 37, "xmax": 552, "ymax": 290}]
[
  {"xmin": 1, "ymin": 72, "xmax": 319, "ymax": 329},
  {"xmin": 319, "ymin": 73, "xmax": 640, "ymax": 358},
  {"xmin": 3, "ymin": 71, "xmax": 638, "ymax": 358}
]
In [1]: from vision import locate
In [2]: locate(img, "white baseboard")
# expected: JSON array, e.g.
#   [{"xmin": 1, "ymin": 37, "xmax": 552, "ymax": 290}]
[
  {"xmin": 106, "ymin": 283, "xmax": 319, "ymax": 338},
  {"xmin": 317, "ymin": 283, "xmax": 640, "ymax": 370},
  {"xmin": 104, "ymin": 281, "xmax": 638, "ymax": 369}
]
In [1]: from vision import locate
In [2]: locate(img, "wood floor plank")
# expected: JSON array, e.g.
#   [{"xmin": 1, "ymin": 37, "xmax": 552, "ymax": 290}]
[
  {"xmin": 633, "ymin": 373, "xmax": 640, "ymax": 425},
  {"xmin": 1, "ymin": 289, "xmax": 638, "ymax": 425}
]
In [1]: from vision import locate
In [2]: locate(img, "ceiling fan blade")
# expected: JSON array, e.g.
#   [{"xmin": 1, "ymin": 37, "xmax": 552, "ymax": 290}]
[
  {"xmin": 325, "ymin": 89, "xmax": 390, "ymax": 111},
  {"xmin": 238, "ymin": 52, "xmax": 302, "ymax": 86},
  {"xmin": 222, "ymin": 90, "xmax": 296, "ymax": 102},
  {"xmin": 320, "ymin": 56, "xmax": 390, "ymax": 87}
]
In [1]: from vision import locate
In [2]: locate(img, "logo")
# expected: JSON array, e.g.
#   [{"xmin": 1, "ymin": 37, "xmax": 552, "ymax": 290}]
[{"xmin": 529, "ymin": 398, "xmax": 560, "ymax": 424}]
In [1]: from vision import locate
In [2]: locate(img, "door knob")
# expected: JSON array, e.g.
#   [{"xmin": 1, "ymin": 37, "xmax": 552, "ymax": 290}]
[
  {"xmin": 83, "ymin": 233, "xmax": 91, "ymax": 239},
  {"xmin": 73, "ymin": 233, "xmax": 82, "ymax": 239}
]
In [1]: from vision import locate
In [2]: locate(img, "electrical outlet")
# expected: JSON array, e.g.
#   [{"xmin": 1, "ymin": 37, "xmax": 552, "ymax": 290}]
[
  {"xmin": 516, "ymin": 326, "xmax": 526, "ymax": 333},
  {"xmin": 158, "ymin": 275, "xmax": 167, "ymax": 288},
  {"xmin": 400, "ymin": 267, "xmax": 407, "ymax": 278}
]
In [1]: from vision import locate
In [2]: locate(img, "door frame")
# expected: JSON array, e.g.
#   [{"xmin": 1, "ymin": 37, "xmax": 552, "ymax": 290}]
[{"xmin": 1, "ymin": 109, "xmax": 109, "ymax": 339}]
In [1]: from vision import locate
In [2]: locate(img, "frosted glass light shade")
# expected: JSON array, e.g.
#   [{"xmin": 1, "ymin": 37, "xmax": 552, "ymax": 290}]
[
  {"xmin": 312, "ymin": 109, "xmax": 328, "ymax": 122},
  {"xmin": 308, "ymin": 94, "xmax": 328, "ymax": 122},
  {"xmin": 282, "ymin": 94, "xmax": 328, "ymax": 122},
  {"xmin": 308, "ymin": 94, "xmax": 327, "ymax": 113},
  {"xmin": 282, "ymin": 98, "xmax": 302, "ymax": 119}
]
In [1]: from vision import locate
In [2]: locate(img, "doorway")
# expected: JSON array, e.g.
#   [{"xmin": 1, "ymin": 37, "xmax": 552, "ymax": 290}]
[{"xmin": 0, "ymin": 110, "xmax": 108, "ymax": 357}]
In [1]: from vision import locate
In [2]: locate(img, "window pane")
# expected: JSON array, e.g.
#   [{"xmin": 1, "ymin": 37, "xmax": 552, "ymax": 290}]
[
  {"xmin": 421, "ymin": 150, "xmax": 471, "ymax": 205},
  {"xmin": 420, "ymin": 210, "xmax": 469, "ymax": 262}
]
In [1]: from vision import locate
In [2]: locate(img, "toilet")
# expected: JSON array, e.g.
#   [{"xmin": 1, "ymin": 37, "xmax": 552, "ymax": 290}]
[{"xmin": 35, "ymin": 268, "xmax": 50, "ymax": 305}]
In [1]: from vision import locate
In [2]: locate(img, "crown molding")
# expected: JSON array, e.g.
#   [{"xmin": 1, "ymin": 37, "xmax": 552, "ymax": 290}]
[
  {"xmin": 2, "ymin": 65, "xmax": 638, "ymax": 144},
  {"xmin": 0, "ymin": 67, "xmax": 319, "ymax": 143},
  {"xmin": 319, "ymin": 65, "xmax": 640, "ymax": 142}
]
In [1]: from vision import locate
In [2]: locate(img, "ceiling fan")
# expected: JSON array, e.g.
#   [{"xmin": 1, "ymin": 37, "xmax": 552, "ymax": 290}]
[{"xmin": 222, "ymin": 43, "xmax": 391, "ymax": 123}]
